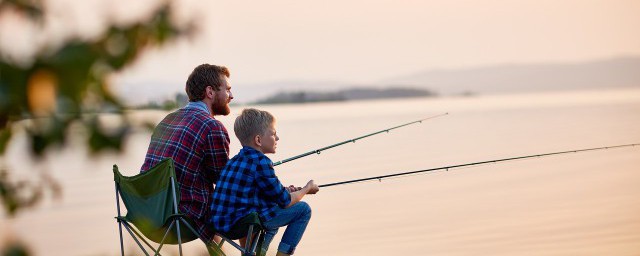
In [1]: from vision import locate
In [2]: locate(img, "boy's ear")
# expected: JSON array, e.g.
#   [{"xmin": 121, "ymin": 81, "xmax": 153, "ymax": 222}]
[{"xmin": 254, "ymin": 134, "xmax": 262, "ymax": 147}]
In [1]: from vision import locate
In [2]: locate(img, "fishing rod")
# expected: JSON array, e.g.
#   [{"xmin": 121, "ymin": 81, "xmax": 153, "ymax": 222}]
[
  {"xmin": 319, "ymin": 143, "xmax": 639, "ymax": 188},
  {"xmin": 273, "ymin": 113, "xmax": 449, "ymax": 166}
]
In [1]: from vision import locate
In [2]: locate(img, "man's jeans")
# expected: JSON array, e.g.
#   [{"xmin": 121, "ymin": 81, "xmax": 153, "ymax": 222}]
[{"xmin": 261, "ymin": 201, "xmax": 312, "ymax": 255}]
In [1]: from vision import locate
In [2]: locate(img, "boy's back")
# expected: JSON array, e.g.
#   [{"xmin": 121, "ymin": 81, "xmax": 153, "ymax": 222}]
[{"xmin": 210, "ymin": 146, "xmax": 291, "ymax": 233}]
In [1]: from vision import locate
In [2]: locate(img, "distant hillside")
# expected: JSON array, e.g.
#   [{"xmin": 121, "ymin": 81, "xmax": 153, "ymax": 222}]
[
  {"xmin": 384, "ymin": 57, "xmax": 640, "ymax": 95},
  {"xmin": 233, "ymin": 56, "xmax": 640, "ymax": 104},
  {"xmin": 253, "ymin": 87, "xmax": 435, "ymax": 104}
]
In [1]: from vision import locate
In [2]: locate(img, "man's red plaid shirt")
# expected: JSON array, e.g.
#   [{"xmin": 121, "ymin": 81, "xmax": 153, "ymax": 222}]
[{"xmin": 141, "ymin": 102, "xmax": 230, "ymax": 241}]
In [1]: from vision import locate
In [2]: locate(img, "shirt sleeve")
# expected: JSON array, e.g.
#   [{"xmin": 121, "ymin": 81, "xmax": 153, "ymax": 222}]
[
  {"xmin": 254, "ymin": 157, "xmax": 291, "ymax": 208},
  {"xmin": 204, "ymin": 123, "xmax": 230, "ymax": 184}
]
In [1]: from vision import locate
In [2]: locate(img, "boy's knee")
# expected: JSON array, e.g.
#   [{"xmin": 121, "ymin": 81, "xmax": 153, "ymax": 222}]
[{"xmin": 297, "ymin": 201, "xmax": 312, "ymax": 218}]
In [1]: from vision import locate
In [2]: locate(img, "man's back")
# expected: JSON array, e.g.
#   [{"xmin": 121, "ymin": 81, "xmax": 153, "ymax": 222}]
[{"xmin": 141, "ymin": 103, "xmax": 230, "ymax": 240}]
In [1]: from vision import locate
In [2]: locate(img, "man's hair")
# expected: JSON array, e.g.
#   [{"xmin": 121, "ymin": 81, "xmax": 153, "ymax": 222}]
[
  {"xmin": 234, "ymin": 108, "xmax": 275, "ymax": 146},
  {"xmin": 185, "ymin": 64, "xmax": 230, "ymax": 102}
]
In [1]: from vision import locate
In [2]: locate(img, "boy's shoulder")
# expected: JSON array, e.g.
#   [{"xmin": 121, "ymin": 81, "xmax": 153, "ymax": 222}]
[{"xmin": 231, "ymin": 147, "xmax": 274, "ymax": 169}]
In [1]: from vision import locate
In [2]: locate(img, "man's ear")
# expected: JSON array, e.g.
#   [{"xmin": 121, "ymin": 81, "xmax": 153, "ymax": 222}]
[{"xmin": 205, "ymin": 86, "xmax": 215, "ymax": 99}]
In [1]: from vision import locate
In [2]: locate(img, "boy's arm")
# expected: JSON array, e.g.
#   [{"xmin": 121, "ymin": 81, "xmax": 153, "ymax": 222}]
[
  {"xmin": 255, "ymin": 159, "xmax": 292, "ymax": 208},
  {"xmin": 286, "ymin": 180, "xmax": 319, "ymax": 208}
]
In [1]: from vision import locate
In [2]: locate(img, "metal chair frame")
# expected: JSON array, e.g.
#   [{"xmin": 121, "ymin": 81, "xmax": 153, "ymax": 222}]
[{"xmin": 114, "ymin": 168, "xmax": 265, "ymax": 256}]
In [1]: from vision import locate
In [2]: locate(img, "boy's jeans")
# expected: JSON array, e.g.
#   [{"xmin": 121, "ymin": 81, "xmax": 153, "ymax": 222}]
[{"xmin": 261, "ymin": 201, "xmax": 312, "ymax": 255}]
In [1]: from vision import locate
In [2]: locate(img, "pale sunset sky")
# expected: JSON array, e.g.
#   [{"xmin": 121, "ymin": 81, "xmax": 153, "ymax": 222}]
[{"xmin": 2, "ymin": 0, "xmax": 640, "ymax": 103}]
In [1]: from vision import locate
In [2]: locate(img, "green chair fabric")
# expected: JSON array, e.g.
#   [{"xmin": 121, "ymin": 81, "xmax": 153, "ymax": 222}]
[
  {"xmin": 114, "ymin": 158, "xmax": 198, "ymax": 244},
  {"xmin": 113, "ymin": 157, "xmax": 265, "ymax": 256},
  {"xmin": 222, "ymin": 212, "xmax": 263, "ymax": 240}
]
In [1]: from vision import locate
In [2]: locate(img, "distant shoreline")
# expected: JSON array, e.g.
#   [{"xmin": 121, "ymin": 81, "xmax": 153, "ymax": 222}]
[{"xmin": 252, "ymin": 87, "xmax": 438, "ymax": 105}]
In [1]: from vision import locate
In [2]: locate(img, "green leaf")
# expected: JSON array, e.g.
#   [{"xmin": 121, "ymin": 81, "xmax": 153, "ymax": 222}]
[{"xmin": 0, "ymin": 126, "xmax": 12, "ymax": 154}]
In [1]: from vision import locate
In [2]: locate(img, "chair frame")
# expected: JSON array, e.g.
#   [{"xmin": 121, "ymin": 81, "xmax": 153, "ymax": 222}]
[{"xmin": 114, "ymin": 165, "xmax": 265, "ymax": 256}]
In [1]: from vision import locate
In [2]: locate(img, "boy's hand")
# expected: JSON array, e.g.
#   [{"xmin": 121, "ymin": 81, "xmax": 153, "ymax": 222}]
[
  {"xmin": 305, "ymin": 180, "xmax": 320, "ymax": 195},
  {"xmin": 286, "ymin": 180, "xmax": 320, "ymax": 208},
  {"xmin": 286, "ymin": 185, "xmax": 302, "ymax": 192}
]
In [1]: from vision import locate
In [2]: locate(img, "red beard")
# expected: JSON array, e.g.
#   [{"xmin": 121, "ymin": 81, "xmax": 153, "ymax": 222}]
[{"xmin": 211, "ymin": 99, "xmax": 230, "ymax": 116}]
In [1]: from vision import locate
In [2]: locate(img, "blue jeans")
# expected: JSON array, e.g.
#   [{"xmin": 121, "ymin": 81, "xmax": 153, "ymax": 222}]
[{"xmin": 261, "ymin": 201, "xmax": 312, "ymax": 255}]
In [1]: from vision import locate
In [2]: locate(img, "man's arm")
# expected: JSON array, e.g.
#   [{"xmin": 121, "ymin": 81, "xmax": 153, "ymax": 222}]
[{"xmin": 204, "ymin": 124, "xmax": 230, "ymax": 183}]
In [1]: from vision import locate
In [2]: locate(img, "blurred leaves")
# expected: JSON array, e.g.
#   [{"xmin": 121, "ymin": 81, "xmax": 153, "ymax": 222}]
[
  {"xmin": 0, "ymin": 168, "xmax": 60, "ymax": 216},
  {"xmin": 0, "ymin": 128, "xmax": 10, "ymax": 154},
  {"xmin": 87, "ymin": 116, "xmax": 130, "ymax": 153},
  {"xmin": 0, "ymin": 0, "xmax": 43, "ymax": 21},
  {"xmin": 1, "ymin": 240, "xmax": 31, "ymax": 256},
  {"xmin": 0, "ymin": 0, "xmax": 194, "ymax": 216}
]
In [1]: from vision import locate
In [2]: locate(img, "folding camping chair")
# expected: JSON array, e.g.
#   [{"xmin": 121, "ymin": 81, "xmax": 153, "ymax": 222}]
[{"xmin": 113, "ymin": 158, "xmax": 266, "ymax": 256}]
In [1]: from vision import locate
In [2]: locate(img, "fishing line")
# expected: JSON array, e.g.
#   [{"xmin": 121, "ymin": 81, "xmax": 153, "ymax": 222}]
[
  {"xmin": 319, "ymin": 143, "xmax": 639, "ymax": 188},
  {"xmin": 273, "ymin": 113, "xmax": 449, "ymax": 166},
  {"xmin": 368, "ymin": 154, "xmax": 554, "ymax": 183}
]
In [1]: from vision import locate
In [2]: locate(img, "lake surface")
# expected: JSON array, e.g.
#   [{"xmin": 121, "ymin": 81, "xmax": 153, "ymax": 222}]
[{"xmin": 2, "ymin": 88, "xmax": 640, "ymax": 255}]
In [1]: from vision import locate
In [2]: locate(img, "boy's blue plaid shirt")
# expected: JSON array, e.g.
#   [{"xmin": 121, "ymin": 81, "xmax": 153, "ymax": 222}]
[{"xmin": 210, "ymin": 146, "xmax": 291, "ymax": 233}]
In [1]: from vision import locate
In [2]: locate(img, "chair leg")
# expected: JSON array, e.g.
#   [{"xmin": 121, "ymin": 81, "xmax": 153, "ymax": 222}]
[
  {"xmin": 240, "ymin": 225, "xmax": 265, "ymax": 256},
  {"xmin": 176, "ymin": 219, "xmax": 183, "ymax": 256},
  {"xmin": 258, "ymin": 231, "xmax": 266, "ymax": 256},
  {"xmin": 169, "ymin": 178, "xmax": 183, "ymax": 256},
  {"xmin": 122, "ymin": 223, "xmax": 151, "ymax": 256},
  {"xmin": 155, "ymin": 220, "xmax": 177, "ymax": 256},
  {"xmin": 117, "ymin": 219, "xmax": 125, "ymax": 256},
  {"xmin": 218, "ymin": 235, "xmax": 246, "ymax": 253},
  {"xmin": 178, "ymin": 218, "xmax": 227, "ymax": 256},
  {"xmin": 245, "ymin": 225, "xmax": 254, "ymax": 254},
  {"xmin": 250, "ymin": 230, "xmax": 262, "ymax": 255},
  {"xmin": 122, "ymin": 222, "xmax": 159, "ymax": 255},
  {"xmin": 115, "ymin": 185, "xmax": 125, "ymax": 256},
  {"xmin": 249, "ymin": 230, "xmax": 266, "ymax": 256}
]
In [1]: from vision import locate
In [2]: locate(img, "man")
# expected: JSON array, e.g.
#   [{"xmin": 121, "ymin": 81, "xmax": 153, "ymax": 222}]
[{"xmin": 141, "ymin": 64, "xmax": 234, "ymax": 242}]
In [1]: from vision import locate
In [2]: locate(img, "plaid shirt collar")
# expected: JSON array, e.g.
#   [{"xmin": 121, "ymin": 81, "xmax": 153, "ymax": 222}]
[
  {"xmin": 239, "ymin": 146, "xmax": 269, "ymax": 162},
  {"xmin": 185, "ymin": 101, "xmax": 211, "ymax": 115}
]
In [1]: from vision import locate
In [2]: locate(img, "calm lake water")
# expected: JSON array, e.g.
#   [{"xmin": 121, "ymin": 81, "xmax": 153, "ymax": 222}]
[{"xmin": 2, "ymin": 88, "xmax": 640, "ymax": 255}]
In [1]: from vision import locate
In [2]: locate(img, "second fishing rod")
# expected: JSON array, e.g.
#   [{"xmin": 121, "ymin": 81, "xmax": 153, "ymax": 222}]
[
  {"xmin": 272, "ymin": 112, "xmax": 449, "ymax": 166},
  {"xmin": 319, "ymin": 143, "xmax": 639, "ymax": 188}
]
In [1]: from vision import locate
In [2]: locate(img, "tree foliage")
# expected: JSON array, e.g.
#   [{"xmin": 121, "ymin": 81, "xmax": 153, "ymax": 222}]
[{"xmin": 0, "ymin": 0, "xmax": 193, "ymax": 216}]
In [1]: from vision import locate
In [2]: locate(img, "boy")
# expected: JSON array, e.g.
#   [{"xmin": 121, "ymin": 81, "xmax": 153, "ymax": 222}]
[{"xmin": 210, "ymin": 108, "xmax": 319, "ymax": 256}]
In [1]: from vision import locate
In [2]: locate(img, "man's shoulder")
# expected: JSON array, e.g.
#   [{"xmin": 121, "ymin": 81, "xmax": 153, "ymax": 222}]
[{"xmin": 168, "ymin": 108, "xmax": 226, "ymax": 130}]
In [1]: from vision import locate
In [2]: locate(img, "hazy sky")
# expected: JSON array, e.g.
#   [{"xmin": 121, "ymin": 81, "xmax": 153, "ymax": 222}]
[{"xmin": 3, "ymin": 0, "xmax": 640, "ymax": 103}]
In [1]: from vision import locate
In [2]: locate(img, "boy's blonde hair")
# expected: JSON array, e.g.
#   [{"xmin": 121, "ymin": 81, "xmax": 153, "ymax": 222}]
[{"xmin": 234, "ymin": 108, "xmax": 275, "ymax": 146}]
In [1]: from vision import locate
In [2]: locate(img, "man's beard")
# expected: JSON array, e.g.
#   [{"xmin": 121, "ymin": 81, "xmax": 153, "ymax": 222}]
[{"xmin": 211, "ymin": 99, "xmax": 230, "ymax": 116}]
